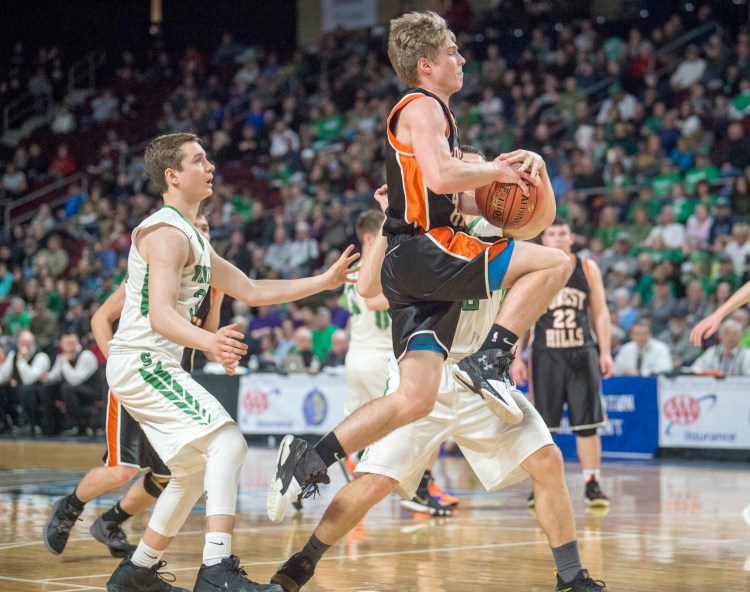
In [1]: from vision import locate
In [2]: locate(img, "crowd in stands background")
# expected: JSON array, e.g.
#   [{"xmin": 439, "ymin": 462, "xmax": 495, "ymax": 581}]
[{"xmin": 2, "ymin": 2, "xmax": 750, "ymax": 435}]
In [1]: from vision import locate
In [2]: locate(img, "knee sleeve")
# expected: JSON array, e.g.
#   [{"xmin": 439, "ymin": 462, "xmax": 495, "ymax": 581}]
[
  {"xmin": 147, "ymin": 471, "xmax": 204, "ymax": 538},
  {"xmin": 204, "ymin": 425, "xmax": 248, "ymax": 517},
  {"xmin": 143, "ymin": 471, "xmax": 170, "ymax": 498},
  {"xmin": 575, "ymin": 428, "xmax": 598, "ymax": 438}
]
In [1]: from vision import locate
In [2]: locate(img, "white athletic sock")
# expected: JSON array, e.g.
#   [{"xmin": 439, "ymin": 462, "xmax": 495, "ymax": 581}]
[
  {"xmin": 131, "ymin": 541, "xmax": 163, "ymax": 568},
  {"xmin": 203, "ymin": 532, "xmax": 232, "ymax": 566},
  {"xmin": 583, "ymin": 469, "xmax": 600, "ymax": 482}
]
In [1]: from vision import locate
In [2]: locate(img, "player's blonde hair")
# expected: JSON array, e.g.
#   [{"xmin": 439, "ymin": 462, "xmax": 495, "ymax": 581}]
[
  {"xmin": 388, "ymin": 11, "xmax": 456, "ymax": 86},
  {"xmin": 144, "ymin": 132, "xmax": 201, "ymax": 195}
]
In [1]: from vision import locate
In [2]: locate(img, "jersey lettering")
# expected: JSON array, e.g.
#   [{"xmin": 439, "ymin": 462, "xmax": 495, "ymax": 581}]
[
  {"xmin": 533, "ymin": 257, "xmax": 594, "ymax": 351},
  {"xmin": 191, "ymin": 264, "xmax": 210, "ymax": 283},
  {"xmin": 375, "ymin": 310, "xmax": 390, "ymax": 330}
]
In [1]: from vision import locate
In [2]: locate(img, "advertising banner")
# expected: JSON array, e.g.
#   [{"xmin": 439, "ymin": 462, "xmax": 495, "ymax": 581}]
[
  {"xmin": 658, "ymin": 376, "xmax": 750, "ymax": 449},
  {"xmin": 237, "ymin": 372, "xmax": 348, "ymax": 435}
]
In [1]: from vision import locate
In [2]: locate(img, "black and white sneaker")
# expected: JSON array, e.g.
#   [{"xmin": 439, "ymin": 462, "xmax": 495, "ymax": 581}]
[
  {"xmin": 400, "ymin": 486, "xmax": 453, "ymax": 517},
  {"xmin": 452, "ymin": 349, "xmax": 523, "ymax": 424},
  {"xmin": 267, "ymin": 436, "xmax": 329, "ymax": 523}
]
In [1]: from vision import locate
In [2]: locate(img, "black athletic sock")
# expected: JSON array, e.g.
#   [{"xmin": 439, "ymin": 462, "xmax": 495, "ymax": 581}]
[
  {"xmin": 480, "ymin": 324, "xmax": 517, "ymax": 352},
  {"xmin": 552, "ymin": 540, "xmax": 582, "ymax": 584},
  {"xmin": 300, "ymin": 534, "xmax": 330, "ymax": 567},
  {"xmin": 101, "ymin": 501, "xmax": 132, "ymax": 524},
  {"xmin": 68, "ymin": 490, "xmax": 85, "ymax": 511},
  {"xmin": 419, "ymin": 470, "xmax": 431, "ymax": 490},
  {"xmin": 314, "ymin": 432, "xmax": 346, "ymax": 468}
]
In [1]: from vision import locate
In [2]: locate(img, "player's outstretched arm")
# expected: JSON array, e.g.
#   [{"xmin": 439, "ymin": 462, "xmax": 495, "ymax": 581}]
[
  {"xmin": 91, "ymin": 282, "xmax": 126, "ymax": 358},
  {"xmin": 209, "ymin": 246, "xmax": 359, "ymax": 307},
  {"xmin": 691, "ymin": 280, "xmax": 750, "ymax": 345}
]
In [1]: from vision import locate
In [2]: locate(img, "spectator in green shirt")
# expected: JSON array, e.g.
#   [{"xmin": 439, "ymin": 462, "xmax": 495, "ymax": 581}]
[
  {"xmin": 711, "ymin": 254, "xmax": 741, "ymax": 294},
  {"xmin": 627, "ymin": 206, "xmax": 654, "ymax": 247},
  {"xmin": 669, "ymin": 182, "xmax": 697, "ymax": 223},
  {"xmin": 729, "ymin": 77, "xmax": 750, "ymax": 119},
  {"xmin": 311, "ymin": 100, "xmax": 345, "ymax": 144},
  {"xmin": 3, "ymin": 297, "xmax": 30, "ymax": 337},
  {"xmin": 684, "ymin": 154, "xmax": 720, "ymax": 194},
  {"xmin": 628, "ymin": 185, "xmax": 663, "ymax": 222},
  {"xmin": 594, "ymin": 206, "xmax": 622, "ymax": 249},
  {"xmin": 650, "ymin": 160, "xmax": 682, "ymax": 199},
  {"xmin": 310, "ymin": 306, "xmax": 337, "ymax": 362}
]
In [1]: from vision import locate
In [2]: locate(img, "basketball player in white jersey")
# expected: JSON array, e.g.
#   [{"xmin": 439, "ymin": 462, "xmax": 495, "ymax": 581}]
[
  {"xmin": 43, "ymin": 215, "xmax": 228, "ymax": 560},
  {"xmin": 103, "ymin": 132, "xmax": 357, "ymax": 592},
  {"xmin": 269, "ymin": 148, "xmax": 608, "ymax": 592}
]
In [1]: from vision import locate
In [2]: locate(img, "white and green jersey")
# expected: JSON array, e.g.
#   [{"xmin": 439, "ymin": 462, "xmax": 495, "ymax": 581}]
[
  {"xmin": 110, "ymin": 206, "xmax": 212, "ymax": 362},
  {"xmin": 344, "ymin": 273, "xmax": 392, "ymax": 353},
  {"xmin": 447, "ymin": 216, "xmax": 506, "ymax": 362}
]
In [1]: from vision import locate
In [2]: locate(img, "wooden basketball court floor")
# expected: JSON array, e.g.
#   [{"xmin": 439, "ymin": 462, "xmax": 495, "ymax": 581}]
[{"xmin": 0, "ymin": 439, "xmax": 748, "ymax": 591}]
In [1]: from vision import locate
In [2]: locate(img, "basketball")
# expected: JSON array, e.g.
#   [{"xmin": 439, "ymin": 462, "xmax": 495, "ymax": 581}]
[{"xmin": 474, "ymin": 174, "xmax": 540, "ymax": 231}]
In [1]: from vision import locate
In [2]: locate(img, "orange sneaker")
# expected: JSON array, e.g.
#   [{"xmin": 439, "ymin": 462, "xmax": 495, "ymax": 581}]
[{"xmin": 427, "ymin": 478, "xmax": 459, "ymax": 507}]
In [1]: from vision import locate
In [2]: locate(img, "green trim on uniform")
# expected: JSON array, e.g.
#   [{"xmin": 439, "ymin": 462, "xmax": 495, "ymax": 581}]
[
  {"xmin": 139, "ymin": 361, "xmax": 212, "ymax": 425},
  {"xmin": 465, "ymin": 216, "xmax": 484, "ymax": 232},
  {"xmin": 163, "ymin": 205, "xmax": 205, "ymax": 250},
  {"xmin": 140, "ymin": 265, "xmax": 150, "ymax": 317}
]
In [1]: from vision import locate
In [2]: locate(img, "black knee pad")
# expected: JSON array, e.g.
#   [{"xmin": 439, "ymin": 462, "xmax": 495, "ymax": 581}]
[
  {"xmin": 143, "ymin": 471, "xmax": 170, "ymax": 498},
  {"xmin": 575, "ymin": 428, "xmax": 598, "ymax": 438}
]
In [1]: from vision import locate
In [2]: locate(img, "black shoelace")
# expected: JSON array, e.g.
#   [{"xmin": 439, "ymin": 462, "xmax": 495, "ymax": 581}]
[
  {"xmin": 582, "ymin": 577, "xmax": 607, "ymax": 590},
  {"xmin": 493, "ymin": 351, "xmax": 515, "ymax": 383},
  {"xmin": 150, "ymin": 560, "xmax": 177, "ymax": 584},
  {"xmin": 226, "ymin": 557, "xmax": 262, "ymax": 585}
]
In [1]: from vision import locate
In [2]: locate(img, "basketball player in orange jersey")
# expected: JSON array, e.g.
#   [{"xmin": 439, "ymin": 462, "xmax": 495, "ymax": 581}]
[
  {"xmin": 341, "ymin": 209, "xmax": 455, "ymax": 514},
  {"xmin": 510, "ymin": 219, "xmax": 613, "ymax": 508},
  {"xmin": 43, "ymin": 214, "xmax": 229, "ymax": 559},
  {"xmin": 268, "ymin": 9, "xmax": 571, "ymax": 526},
  {"xmin": 269, "ymin": 150, "xmax": 608, "ymax": 592}
]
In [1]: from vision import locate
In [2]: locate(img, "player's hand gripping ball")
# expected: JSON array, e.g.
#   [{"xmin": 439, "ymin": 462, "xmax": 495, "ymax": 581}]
[{"xmin": 474, "ymin": 163, "xmax": 542, "ymax": 230}]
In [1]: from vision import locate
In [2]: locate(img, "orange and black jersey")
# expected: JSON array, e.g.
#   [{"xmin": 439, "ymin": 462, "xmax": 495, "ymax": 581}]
[{"xmin": 384, "ymin": 88, "xmax": 463, "ymax": 236}]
